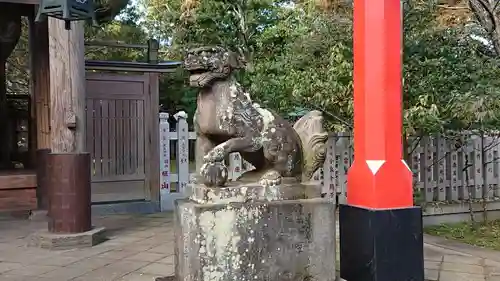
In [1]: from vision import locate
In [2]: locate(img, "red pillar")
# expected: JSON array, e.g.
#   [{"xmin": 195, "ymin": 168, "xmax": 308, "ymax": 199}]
[
  {"xmin": 338, "ymin": 0, "xmax": 424, "ymax": 280},
  {"xmin": 349, "ymin": 0, "xmax": 412, "ymax": 209}
]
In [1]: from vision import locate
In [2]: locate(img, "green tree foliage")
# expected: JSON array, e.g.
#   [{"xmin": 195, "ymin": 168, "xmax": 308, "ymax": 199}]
[
  {"xmin": 147, "ymin": 0, "xmax": 500, "ymax": 134},
  {"xmin": 403, "ymin": 2, "xmax": 500, "ymax": 134},
  {"xmin": 158, "ymin": 68, "xmax": 198, "ymax": 120},
  {"xmin": 140, "ymin": 0, "xmax": 289, "ymax": 120},
  {"xmin": 5, "ymin": 18, "xmax": 29, "ymax": 95},
  {"xmin": 85, "ymin": 5, "xmax": 149, "ymax": 61},
  {"xmin": 243, "ymin": 7, "xmax": 354, "ymax": 129}
]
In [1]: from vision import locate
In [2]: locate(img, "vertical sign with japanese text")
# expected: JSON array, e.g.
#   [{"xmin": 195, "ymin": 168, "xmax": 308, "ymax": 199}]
[
  {"xmin": 229, "ymin": 152, "xmax": 243, "ymax": 181},
  {"xmin": 159, "ymin": 113, "xmax": 170, "ymax": 211},
  {"xmin": 322, "ymin": 136, "xmax": 336, "ymax": 199},
  {"xmin": 176, "ymin": 112, "xmax": 189, "ymax": 193}
]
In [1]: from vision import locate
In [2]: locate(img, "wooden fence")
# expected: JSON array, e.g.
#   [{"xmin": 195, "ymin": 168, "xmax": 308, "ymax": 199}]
[
  {"xmin": 311, "ymin": 133, "xmax": 500, "ymax": 205},
  {"xmin": 159, "ymin": 112, "xmax": 500, "ymax": 217},
  {"xmin": 159, "ymin": 112, "xmax": 255, "ymax": 210}
]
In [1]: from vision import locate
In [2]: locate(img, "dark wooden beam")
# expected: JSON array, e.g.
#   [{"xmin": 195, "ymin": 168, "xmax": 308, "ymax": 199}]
[
  {"xmin": 28, "ymin": 13, "xmax": 50, "ymax": 150},
  {"xmin": 85, "ymin": 60, "xmax": 181, "ymax": 72},
  {"xmin": 0, "ymin": 2, "xmax": 35, "ymax": 17},
  {"xmin": 28, "ymin": 11, "xmax": 51, "ymax": 210},
  {"xmin": 0, "ymin": 0, "xmax": 36, "ymax": 5}
]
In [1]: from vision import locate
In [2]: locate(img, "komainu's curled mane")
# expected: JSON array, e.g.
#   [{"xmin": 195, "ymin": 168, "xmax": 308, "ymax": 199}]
[{"xmin": 185, "ymin": 46, "xmax": 328, "ymax": 187}]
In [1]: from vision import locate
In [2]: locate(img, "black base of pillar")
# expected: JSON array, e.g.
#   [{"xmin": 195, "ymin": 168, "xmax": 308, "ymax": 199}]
[{"xmin": 339, "ymin": 204, "xmax": 424, "ymax": 281}]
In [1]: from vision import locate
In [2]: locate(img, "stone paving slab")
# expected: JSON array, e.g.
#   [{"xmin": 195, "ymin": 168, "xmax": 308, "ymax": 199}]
[
  {"xmin": 0, "ymin": 213, "xmax": 498, "ymax": 280},
  {"xmin": 0, "ymin": 213, "xmax": 175, "ymax": 281}
]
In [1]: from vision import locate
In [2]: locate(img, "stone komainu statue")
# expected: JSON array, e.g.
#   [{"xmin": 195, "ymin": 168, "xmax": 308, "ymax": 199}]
[{"xmin": 185, "ymin": 46, "xmax": 329, "ymax": 187}]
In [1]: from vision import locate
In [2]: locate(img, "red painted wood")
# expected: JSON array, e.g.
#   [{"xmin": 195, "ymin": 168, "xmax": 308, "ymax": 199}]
[{"xmin": 347, "ymin": 0, "xmax": 413, "ymax": 209}]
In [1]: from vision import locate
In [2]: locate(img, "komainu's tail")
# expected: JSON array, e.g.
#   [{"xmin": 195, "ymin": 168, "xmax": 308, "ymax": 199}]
[{"xmin": 293, "ymin": 110, "xmax": 329, "ymax": 182}]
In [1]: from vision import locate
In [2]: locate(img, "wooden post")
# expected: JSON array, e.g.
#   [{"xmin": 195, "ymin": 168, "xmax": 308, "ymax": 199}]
[
  {"xmin": 48, "ymin": 18, "xmax": 86, "ymax": 153},
  {"xmin": 29, "ymin": 17, "xmax": 51, "ymax": 150},
  {"xmin": 47, "ymin": 18, "xmax": 91, "ymax": 233},
  {"xmin": 147, "ymin": 42, "xmax": 160, "ymax": 206},
  {"xmin": 149, "ymin": 73, "xmax": 160, "ymax": 205},
  {"xmin": 29, "ymin": 14, "xmax": 52, "ymax": 210}
]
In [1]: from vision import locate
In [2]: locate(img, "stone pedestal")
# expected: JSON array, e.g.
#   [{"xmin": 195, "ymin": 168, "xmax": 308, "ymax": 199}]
[
  {"xmin": 173, "ymin": 182, "xmax": 336, "ymax": 281},
  {"xmin": 28, "ymin": 227, "xmax": 106, "ymax": 250}
]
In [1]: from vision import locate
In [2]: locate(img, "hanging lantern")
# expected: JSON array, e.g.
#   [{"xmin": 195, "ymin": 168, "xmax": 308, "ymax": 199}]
[{"xmin": 35, "ymin": 0, "xmax": 97, "ymax": 30}]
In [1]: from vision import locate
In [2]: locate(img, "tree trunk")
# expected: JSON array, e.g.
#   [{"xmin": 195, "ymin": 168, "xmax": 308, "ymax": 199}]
[
  {"xmin": 403, "ymin": 134, "xmax": 411, "ymax": 164},
  {"xmin": 469, "ymin": 0, "xmax": 500, "ymax": 56},
  {"xmin": 464, "ymin": 154, "xmax": 476, "ymax": 225},
  {"xmin": 481, "ymin": 132, "xmax": 489, "ymax": 222},
  {"xmin": 493, "ymin": 28, "xmax": 500, "ymax": 57}
]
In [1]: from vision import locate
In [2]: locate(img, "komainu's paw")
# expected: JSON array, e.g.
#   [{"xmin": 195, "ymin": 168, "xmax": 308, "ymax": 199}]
[
  {"xmin": 203, "ymin": 145, "xmax": 225, "ymax": 163},
  {"xmin": 259, "ymin": 170, "xmax": 282, "ymax": 188},
  {"xmin": 200, "ymin": 162, "xmax": 228, "ymax": 187}
]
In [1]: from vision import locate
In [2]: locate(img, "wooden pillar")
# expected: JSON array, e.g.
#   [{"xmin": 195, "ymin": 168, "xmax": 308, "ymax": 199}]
[
  {"xmin": 147, "ymin": 41, "xmax": 160, "ymax": 206},
  {"xmin": 339, "ymin": 0, "xmax": 424, "ymax": 280},
  {"xmin": 29, "ymin": 15, "xmax": 52, "ymax": 210},
  {"xmin": 48, "ymin": 19, "xmax": 86, "ymax": 153},
  {"xmin": 149, "ymin": 73, "xmax": 160, "ymax": 204},
  {"xmin": 47, "ymin": 18, "xmax": 91, "ymax": 233},
  {"xmin": 29, "ymin": 16, "xmax": 51, "ymax": 150}
]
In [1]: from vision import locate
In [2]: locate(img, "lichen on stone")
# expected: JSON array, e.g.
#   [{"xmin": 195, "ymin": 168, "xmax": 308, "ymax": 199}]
[{"xmin": 185, "ymin": 46, "xmax": 330, "ymax": 189}]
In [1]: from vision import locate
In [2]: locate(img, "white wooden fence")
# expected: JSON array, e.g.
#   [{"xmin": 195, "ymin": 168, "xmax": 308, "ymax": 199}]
[
  {"xmin": 159, "ymin": 112, "xmax": 255, "ymax": 210},
  {"xmin": 159, "ymin": 112, "xmax": 500, "ymax": 213}
]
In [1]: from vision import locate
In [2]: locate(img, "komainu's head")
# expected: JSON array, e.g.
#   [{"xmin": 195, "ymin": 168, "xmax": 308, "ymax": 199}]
[{"xmin": 184, "ymin": 46, "xmax": 245, "ymax": 87}]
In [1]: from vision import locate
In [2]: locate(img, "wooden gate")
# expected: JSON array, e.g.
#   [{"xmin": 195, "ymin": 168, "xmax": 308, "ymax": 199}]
[{"xmin": 85, "ymin": 73, "xmax": 158, "ymax": 203}]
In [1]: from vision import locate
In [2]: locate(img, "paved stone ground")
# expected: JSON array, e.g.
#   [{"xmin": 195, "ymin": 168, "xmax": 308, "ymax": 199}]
[
  {"xmin": 0, "ymin": 213, "xmax": 175, "ymax": 281},
  {"xmin": 0, "ymin": 212, "xmax": 499, "ymax": 280},
  {"xmin": 423, "ymin": 234, "xmax": 500, "ymax": 281}
]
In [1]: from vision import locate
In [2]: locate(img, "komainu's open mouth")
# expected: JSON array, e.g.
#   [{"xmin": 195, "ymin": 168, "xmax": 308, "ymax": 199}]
[
  {"xmin": 188, "ymin": 69, "xmax": 207, "ymax": 75},
  {"xmin": 184, "ymin": 62, "xmax": 207, "ymax": 72}
]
